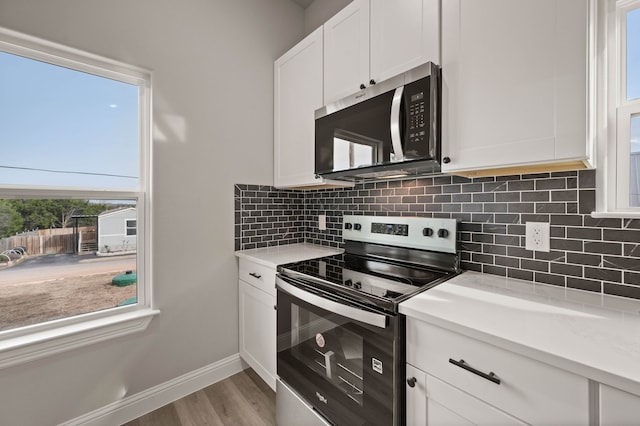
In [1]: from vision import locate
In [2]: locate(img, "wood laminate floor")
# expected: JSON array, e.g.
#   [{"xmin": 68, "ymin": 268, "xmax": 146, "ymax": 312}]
[{"xmin": 123, "ymin": 369, "xmax": 275, "ymax": 426}]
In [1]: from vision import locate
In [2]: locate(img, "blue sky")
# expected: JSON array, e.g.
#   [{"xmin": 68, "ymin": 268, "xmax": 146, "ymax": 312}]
[{"xmin": 0, "ymin": 52, "xmax": 139, "ymax": 189}]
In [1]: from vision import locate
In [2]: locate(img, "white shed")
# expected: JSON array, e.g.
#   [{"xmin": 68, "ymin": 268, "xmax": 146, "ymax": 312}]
[{"xmin": 97, "ymin": 207, "xmax": 137, "ymax": 254}]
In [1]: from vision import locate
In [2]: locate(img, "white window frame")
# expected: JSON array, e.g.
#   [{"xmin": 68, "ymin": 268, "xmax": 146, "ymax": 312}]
[
  {"xmin": 595, "ymin": 0, "xmax": 640, "ymax": 217},
  {"xmin": 126, "ymin": 219, "xmax": 137, "ymax": 236},
  {"xmin": 0, "ymin": 27, "xmax": 158, "ymax": 369}
]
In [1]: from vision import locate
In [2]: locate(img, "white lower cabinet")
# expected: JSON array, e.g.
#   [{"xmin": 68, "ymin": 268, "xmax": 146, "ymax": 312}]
[
  {"xmin": 407, "ymin": 363, "xmax": 526, "ymax": 425},
  {"xmin": 599, "ymin": 384, "xmax": 640, "ymax": 426},
  {"xmin": 406, "ymin": 364, "xmax": 428, "ymax": 424},
  {"xmin": 406, "ymin": 319, "xmax": 589, "ymax": 425},
  {"xmin": 238, "ymin": 259, "xmax": 276, "ymax": 390}
]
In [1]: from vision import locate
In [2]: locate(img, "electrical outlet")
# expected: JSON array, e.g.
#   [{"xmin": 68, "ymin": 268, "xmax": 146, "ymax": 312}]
[
  {"xmin": 525, "ymin": 222, "xmax": 550, "ymax": 252},
  {"xmin": 319, "ymin": 214, "xmax": 326, "ymax": 230},
  {"xmin": 318, "ymin": 260, "xmax": 326, "ymax": 277}
]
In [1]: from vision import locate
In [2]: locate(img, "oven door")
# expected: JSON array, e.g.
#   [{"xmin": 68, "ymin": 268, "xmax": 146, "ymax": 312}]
[{"xmin": 276, "ymin": 276, "xmax": 403, "ymax": 426}]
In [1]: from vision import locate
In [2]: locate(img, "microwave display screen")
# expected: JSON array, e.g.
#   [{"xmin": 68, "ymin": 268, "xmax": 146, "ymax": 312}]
[{"xmin": 411, "ymin": 92, "xmax": 424, "ymax": 102}]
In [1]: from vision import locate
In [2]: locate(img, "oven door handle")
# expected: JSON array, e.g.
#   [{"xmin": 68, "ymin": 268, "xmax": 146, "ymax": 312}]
[{"xmin": 276, "ymin": 277, "xmax": 388, "ymax": 329}]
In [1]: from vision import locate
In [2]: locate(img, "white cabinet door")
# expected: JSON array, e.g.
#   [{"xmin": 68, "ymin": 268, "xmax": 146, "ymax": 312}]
[
  {"xmin": 406, "ymin": 363, "xmax": 526, "ymax": 425},
  {"xmin": 324, "ymin": 0, "xmax": 440, "ymax": 105},
  {"xmin": 426, "ymin": 374, "xmax": 526, "ymax": 425},
  {"xmin": 274, "ymin": 28, "xmax": 324, "ymax": 188},
  {"xmin": 274, "ymin": 28, "xmax": 354, "ymax": 189},
  {"xmin": 599, "ymin": 384, "xmax": 640, "ymax": 426},
  {"xmin": 370, "ymin": 0, "xmax": 440, "ymax": 83},
  {"xmin": 239, "ymin": 279, "xmax": 276, "ymax": 390},
  {"xmin": 323, "ymin": 0, "xmax": 370, "ymax": 105},
  {"xmin": 406, "ymin": 364, "xmax": 427, "ymax": 425},
  {"xmin": 441, "ymin": 0, "xmax": 589, "ymax": 174}
]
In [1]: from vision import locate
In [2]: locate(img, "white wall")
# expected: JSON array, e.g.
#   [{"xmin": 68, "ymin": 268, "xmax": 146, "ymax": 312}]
[
  {"xmin": 0, "ymin": 0, "xmax": 303, "ymax": 424},
  {"xmin": 304, "ymin": 0, "xmax": 353, "ymax": 35}
]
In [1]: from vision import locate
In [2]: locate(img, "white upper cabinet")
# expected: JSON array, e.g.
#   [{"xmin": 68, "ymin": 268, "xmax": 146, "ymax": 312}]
[
  {"xmin": 274, "ymin": 28, "xmax": 323, "ymax": 188},
  {"xmin": 274, "ymin": 28, "xmax": 349, "ymax": 189},
  {"xmin": 441, "ymin": 0, "xmax": 592, "ymax": 176},
  {"xmin": 323, "ymin": 0, "xmax": 440, "ymax": 105},
  {"xmin": 370, "ymin": 0, "xmax": 440, "ymax": 83},
  {"xmin": 323, "ymin": 0, "xmax": 370, "ymax": 105}
]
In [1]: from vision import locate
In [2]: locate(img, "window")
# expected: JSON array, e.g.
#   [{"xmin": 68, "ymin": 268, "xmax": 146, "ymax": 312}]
[
  {"xmin": 126, "ymin": 219, "xmax": 137, "ymax": 236},
  {"xmin": 596, "ymin": 0, "xmax": 640, "ymax": 216},
  {"xmin": 0, "ymin": 27, "xmax": 156, "ymax": 368}
]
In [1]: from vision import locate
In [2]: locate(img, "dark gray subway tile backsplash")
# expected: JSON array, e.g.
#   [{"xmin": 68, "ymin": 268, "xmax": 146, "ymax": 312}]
[
  {"xmin": 235, "ymin": 169, "xmax": 640, "ymax": 300},
  {"xmin": 234, "ymin": 184, "xmax": 305, "ymax": 251}
]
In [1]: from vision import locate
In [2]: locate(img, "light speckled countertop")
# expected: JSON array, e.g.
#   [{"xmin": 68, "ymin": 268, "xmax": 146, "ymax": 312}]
[
  {"xmin": 235, "ymin": 243, "xmax": 343, "ymax": 268},
  {"xmin": 399, "ymin": 271, "xmax": 640, "ymax": 395}
]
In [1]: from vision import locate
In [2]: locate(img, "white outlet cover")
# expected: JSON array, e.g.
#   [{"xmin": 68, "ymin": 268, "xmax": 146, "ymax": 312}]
[
  {"xmin": 525, "ymin": 222, "xmax": 550, "ymax": 252},
  {"xmin": 319, "ymin": 214, "xmax": 326, "ymax": 230},
  {"xmin": 318, "ymin": 260, "xmax": 326, "ymax": 277}
]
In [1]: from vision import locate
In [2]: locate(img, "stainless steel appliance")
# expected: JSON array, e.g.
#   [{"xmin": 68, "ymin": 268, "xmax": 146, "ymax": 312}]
[
  {"xmin": 315, "ymin": 62, "xmax": 441, "ymax": 181},
  {"xmin": 276, "ymin": 215, "xmax": 459, "ymax": 426}
]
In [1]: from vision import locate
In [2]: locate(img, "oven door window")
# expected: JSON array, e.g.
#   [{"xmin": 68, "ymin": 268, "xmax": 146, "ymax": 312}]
[
  {"xmin": 277, "ymin": 286, "xmax": 398, "ymax": 426},
  {"xmin": 293, "ymin": 305, "xmax": 364, "ymax": 405}
]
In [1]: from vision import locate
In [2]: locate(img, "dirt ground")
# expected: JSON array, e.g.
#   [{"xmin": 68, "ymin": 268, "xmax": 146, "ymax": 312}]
[{"xmin": 0, "ymin": 271, "xmax": 136, "ymax": 331}]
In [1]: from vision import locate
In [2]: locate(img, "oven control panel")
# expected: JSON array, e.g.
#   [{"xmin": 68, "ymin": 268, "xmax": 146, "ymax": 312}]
[{"xmin": 342, "ymin": 215, "xmax": 457, "ymax": 254}]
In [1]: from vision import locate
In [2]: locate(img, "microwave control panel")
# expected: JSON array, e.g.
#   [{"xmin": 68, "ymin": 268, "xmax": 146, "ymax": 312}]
[{"xmin": 407, "ymin": 89, "xmax": 426, "ymax": 145}]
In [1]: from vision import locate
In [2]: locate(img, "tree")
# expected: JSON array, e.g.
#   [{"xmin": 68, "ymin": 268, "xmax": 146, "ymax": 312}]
[
  {"xmin": 8, "ymin": 200, "xmax": 110, "ymax": 230},
  {"xmin": 0, "ymin": 200, "xmax": 24, "ymax": 238}
]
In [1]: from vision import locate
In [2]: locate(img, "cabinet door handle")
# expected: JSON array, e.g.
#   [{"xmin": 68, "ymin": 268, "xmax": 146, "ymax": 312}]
[
  {"xmin": 407, "ymin": 377, "xmax": 417, "ymax": 388},
  {"xmin": 249, "ymin": 272, "xmax": 262, "ymax": 279},
  {"xmin": 360, "ymin": 83, "xmax": 366, "ymax": 90},
  {"xmin": 449, "ymin": 358, "xmax": 501, "ymax": 385}
]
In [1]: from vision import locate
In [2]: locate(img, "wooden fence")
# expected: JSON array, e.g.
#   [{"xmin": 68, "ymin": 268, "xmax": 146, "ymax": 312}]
[{"xmin": 0, "ymin": 227, "xmax": 97, "ymax": 255}]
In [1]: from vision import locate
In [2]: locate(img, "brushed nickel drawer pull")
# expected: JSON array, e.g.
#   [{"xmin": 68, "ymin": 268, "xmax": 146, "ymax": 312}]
[
  {"xmin": 449, "ymin": 358, "xmax": 501, "ymax": 385},
  {"xmin": 249, "ymin": 272, "xmax": 262, "ymax": 279}
]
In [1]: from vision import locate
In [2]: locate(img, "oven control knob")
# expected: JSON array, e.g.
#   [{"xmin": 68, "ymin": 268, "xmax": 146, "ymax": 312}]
[
  {"xmin": 354, "ymin": 223, "xmax": 362, "ymax": 231},
  {"xmin": 422, "ymin": 227, "xmax": 434, "ymax": 237},
  {"xmin": 354, "ymin": 282, "xmax": 362, "ymax": 290},
  {"xmin": 345, "ymin": 222, "xmax": 353, "ymax": 230},
  {"xmin": 437, "ymin": 228, "xmax": 449, "ymax": 238},
  {"xmin": 345, "ymin": 279, "xmax": 353, "ymax": 287}
]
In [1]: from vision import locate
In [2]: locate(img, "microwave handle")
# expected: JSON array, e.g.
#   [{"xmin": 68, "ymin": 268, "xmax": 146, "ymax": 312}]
[
  {"xmin": 390, "ymin": 86, "xmax": 405, "ymax": 161},
  {"xmin": 276, "ymin": 277, "xmax": 388, "ymax": 329}
]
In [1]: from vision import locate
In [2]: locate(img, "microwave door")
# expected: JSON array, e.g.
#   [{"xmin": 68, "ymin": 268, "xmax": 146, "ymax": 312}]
[{"xmin": 332, "ymin": 130, "xmax": 383, "ymax": 172}]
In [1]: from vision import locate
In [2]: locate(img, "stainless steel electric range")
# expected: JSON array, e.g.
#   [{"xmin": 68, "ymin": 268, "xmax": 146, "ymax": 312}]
[{"xmin": 275, "ymin": 215, "xmax": 460, "ymax": 426}]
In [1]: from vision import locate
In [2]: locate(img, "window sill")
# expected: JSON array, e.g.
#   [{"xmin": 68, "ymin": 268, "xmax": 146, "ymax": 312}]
[{"xmin": 0, "ymin": 308, "xmax": 159, "ymax": 370}]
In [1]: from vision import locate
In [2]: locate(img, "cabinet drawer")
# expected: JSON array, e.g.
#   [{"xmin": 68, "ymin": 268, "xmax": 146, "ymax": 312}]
[
  {"xmin": 407, "ymin": 320, "xmax": 589, "ymax": 425},
  {"xmin": 239, "ymin": 258, "xmax": 276, "ymax": 296}
]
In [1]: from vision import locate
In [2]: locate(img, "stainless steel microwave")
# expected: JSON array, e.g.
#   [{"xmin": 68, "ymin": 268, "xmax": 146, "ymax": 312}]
[{"xmin": 315, "ymin": 62, "xmax": 441, "ymax": 181}]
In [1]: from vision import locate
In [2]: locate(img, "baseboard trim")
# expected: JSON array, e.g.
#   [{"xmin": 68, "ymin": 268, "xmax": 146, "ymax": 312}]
[{"xmin": 61, "ymin": 353, "xmax": 245, "ymax": 426}]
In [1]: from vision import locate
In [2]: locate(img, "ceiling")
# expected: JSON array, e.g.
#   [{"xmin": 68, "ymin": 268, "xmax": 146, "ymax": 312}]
[{"xmin": 291, "ymin": 0, "xmax": 314, "ymax": 8}]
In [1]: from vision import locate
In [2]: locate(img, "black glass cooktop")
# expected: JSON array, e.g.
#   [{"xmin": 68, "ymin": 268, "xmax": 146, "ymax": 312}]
[{"xmin": 278, "ymin": 248, "xmax": 454, "ymax": 314}]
